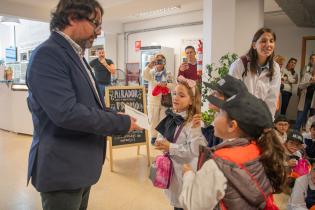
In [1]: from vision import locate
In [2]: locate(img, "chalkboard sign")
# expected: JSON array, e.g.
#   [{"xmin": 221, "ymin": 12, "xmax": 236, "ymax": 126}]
[
  {"xmin": 105, "ymin": 86, "xmax": 150, "ymax": 171},
  {"xmin": 106, "ymin": 86, "xmax": 148, "ymax": 146}
]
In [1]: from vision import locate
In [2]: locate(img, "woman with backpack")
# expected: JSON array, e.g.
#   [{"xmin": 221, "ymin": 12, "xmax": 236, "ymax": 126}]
[{"xmin": 229, "ymin": 28, "xmax": 281, "ymax": 118}]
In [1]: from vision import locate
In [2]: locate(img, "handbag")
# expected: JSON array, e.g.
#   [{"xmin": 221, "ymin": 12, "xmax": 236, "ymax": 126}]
[
  {"xmin": 161, "ymin": 92, "xmax": 172, "ymax": 107},
  {"xmin": 149, "ymin": 123, "xmax": 184, "ymax": 189},
  {"xmin": 291, "ymin": 158, "xmax": 311, "ymax": 178}
]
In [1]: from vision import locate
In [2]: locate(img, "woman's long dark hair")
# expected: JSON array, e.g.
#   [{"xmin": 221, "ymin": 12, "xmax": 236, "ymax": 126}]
[
  {"xmin": 256, "ymin": 129, "xmax": 287, "ymax": 193},
  {"xmin": 245, "ymin": 28, "xmax": 276, "ymax": 81}
]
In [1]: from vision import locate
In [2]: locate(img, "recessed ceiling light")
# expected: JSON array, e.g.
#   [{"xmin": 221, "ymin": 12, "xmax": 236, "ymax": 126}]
[{"xmin": 133, "ymin": 5, "xmax": 181, "ymax": 17}]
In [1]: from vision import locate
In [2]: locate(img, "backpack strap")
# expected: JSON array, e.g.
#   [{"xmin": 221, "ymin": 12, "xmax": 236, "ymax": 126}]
[
  {"xmin": 240, "ymin": 56, "xmax": 249, "ymax": 78},
  {"xmin": 173, "ymin": 123, "xmax": 185, "ymax": 143}
]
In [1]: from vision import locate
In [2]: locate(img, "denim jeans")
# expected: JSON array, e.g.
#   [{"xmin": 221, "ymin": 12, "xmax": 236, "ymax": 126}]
[
  {"xmin": 98, "ymin": 84, "xmax": 106, "ymax": 98},
  {"xmin": 40, "ymin": 186, "xmax": 91, "ymax": 210},
  {"xmin": 294, "ymin": 98, "xmax": 315, "ymax": 130}
]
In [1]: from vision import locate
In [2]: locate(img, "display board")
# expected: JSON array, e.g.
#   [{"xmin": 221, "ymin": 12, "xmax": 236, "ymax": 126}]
[{"xmin": 105, "ymin": 86, "xmax": 150, "ymax": 171}]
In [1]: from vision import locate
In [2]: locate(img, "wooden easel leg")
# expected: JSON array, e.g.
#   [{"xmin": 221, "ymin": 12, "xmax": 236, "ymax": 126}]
[
  {"xmin": 137, "ymin": 146, "xmax": 140, "ymax": 155},
  {"xmin": 109, "ymin": 139, "xmax": 113, "ymax": 172},
  {"xmin": 146, "ymin": 138, "xmax": 151, "ymax": 166}
]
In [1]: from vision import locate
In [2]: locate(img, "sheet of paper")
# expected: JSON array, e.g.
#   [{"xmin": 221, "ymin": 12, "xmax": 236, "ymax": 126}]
[{"xmin": 124, "ymin": 104, "xmax": 150, "ymax": 130}]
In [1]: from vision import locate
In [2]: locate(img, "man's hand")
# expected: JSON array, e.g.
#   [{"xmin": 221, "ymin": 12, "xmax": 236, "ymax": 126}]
[
  {"xmin": 128, "ymin": 116, "xmax": 142, "ymax": 131},
  {"xmin": 179, "ymin": 63, "xmax": 189, "ymax": 72},
  {"xmin": 182, "ymin": 164, "xmax": 193, "ymax": 175},
  {"xmin": 148, "ymin": 60, "xmax": 156, "ymax": 69},
  {"xmin": 192, "ymin": 114, "xmax": 202, "ymax": 128},
  {"xmin": 155, "ymin": 139, "xmax": 170, "ymax": 152}
]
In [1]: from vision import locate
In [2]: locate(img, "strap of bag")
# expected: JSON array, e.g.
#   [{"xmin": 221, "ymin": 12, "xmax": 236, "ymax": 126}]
[{"xmin": 173, "ymin": 123, "xmax": 185, "ymax": 143}]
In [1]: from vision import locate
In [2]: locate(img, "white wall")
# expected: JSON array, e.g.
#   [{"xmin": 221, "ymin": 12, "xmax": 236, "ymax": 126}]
[
  {"xmin": 126, "ymin": 25, "xmax": 202, "ymax": 68},
  {"xmin": 15, "ymin": 20, "xmax": 50, "ymax": 60},
  {"xmin": 235, "ymin": 0, "xmax": 264, "ymax": 56},
  {"xmin": 117, "ymin": 11, "xmax": 203, "ymax": 72},
  {"xmin": 264, "ymin": 23, "xmax": 315, "ymax": 120},
  {"xmin": 0, "ymin": 24, "xmax": 13, "ymax": 61}
]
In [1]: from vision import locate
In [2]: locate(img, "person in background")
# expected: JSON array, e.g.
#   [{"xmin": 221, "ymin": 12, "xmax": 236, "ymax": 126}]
[
  {"xmin": 281, "ymin": 58, "xmax": 298, "ymax": 115},
  {"xmin": 304, "ymin": 121, "xmax": 315, "ymax": 159},
  {"xmin": 155, "ymin": 76, "xmax": 207, "ymax": 210},
  {"xmin": 288, "ymin": 159, "xmax": 315, "ymax": 210},
  {"xmin": 274, "ymin": 55, "xmax": 286, "ymax": 117},
  {"xmin": 201, "ymin": 74, "xmax": 248, "ymax": 147},
  {"xmin": 143, "ymin": 53, "xmax": 174, "ymax": 145},
  {"xmin": 274, "ymin": 115, "xmax": 290, "ymax": 144},
  {"xmin": 89, "ymin": 48, "xmax": 115, "ymax": 97},
  {"xmin": 295, "ymin": 63, "xmax": 315, "ymax": 131},
  {"xmin": 229, "ymin": 28, "xmax": 281, "ymax": 118},
  {"xmin": 274, "ymin": 55, "xmax": 286, "ymax": 71},
  {"xmin": 178, "ymin": 46, "xmax": 200, "ymax": 82},
  {"xmin": 301, "ymin": 54, "xmax": 315, "ymax": 81},
  {"xmin": 180, "ymin": 92, "xmax": 286, "ymax": 210},
  {"xmin": 26, "ymin": 1, "xmax": 140, "ymax": 209},
  {"xmin": 284, "ymin": 130, "xmax": 304, "ymax": 189}
]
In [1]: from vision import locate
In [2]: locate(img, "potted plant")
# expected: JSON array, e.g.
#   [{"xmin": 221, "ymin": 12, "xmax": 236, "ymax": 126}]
[{"xmin": 201, "ymin": 53, "xmax": 238, "ymax": 126}]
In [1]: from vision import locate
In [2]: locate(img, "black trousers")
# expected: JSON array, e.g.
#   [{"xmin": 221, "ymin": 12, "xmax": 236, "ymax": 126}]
[
  {"xmin": 174, "ymin": 208, "xmax": 184, "ymax": 210},
  {"xmin": 281, "ymin": 91, "xmax": 292, "ymax": 115},
  {"xmin": 40, "ymin": 186, "xmax": 91, "ymax": 210}
]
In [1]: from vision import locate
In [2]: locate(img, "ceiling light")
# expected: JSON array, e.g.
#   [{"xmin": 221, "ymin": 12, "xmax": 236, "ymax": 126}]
[
  {"xmin": 0, "ymin": 16, "xmax": 21, "ymax": 26},
  {"xmin": 134, "ymin": 5, "xmax": 181, "ymax": 17}
]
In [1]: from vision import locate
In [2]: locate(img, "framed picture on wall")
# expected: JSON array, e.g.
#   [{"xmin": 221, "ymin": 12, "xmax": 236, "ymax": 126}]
[
  {"xmin": 20, "ymin": 53, "xmax": 28, "ymax": 61},
  {"xmin": 126, "ymin": 63, "xmax": 140, "ymax": 86}
]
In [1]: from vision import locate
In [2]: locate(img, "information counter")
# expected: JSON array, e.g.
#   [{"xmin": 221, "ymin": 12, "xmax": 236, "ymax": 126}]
[{"xmin": 0, "ymin": 83, "xmax": 33, "ymax": 135}]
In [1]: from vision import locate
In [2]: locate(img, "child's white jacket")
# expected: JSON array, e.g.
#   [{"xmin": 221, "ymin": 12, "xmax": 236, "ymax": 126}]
[{"xmin": 157, "ymin": 111, "xmax": 207, "ymax": 207}]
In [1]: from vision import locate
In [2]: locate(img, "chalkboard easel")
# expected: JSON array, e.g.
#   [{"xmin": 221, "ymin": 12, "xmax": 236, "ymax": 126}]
[{"xmin": 105, "ymin": 86, "xmax": 150, "ymax": 172}]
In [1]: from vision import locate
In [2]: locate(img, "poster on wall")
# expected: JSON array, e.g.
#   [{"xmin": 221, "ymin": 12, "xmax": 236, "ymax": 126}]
[
  {"xmin": 5, "ymin": 47, "xmax": 17, "ymax": 63},
  {"xmin": 135, "ymin": 41, "xmax": 141, "ymax": 51},
  {"xmin": 126, "ymin": 63, "xmax": 140, "ymax": 85}
]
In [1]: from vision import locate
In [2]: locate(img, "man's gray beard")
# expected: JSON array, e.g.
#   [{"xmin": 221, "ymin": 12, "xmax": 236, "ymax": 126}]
[{"xmin": 76, "ymin": 39, "xmax": 94, "ymax": 50}]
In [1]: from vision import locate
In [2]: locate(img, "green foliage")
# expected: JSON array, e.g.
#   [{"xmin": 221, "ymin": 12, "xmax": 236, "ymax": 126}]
[{"xmin": 201, "ymin": 53, "xmax": 238, "ymax": 125}]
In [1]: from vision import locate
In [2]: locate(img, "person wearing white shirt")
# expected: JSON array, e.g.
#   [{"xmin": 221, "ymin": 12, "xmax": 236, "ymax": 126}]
[
  {"xmin": 229, "ymin": 28, "xmax": 281, "ymax": 118},
  {"xmin": 281, "ymin": 58, "xmax": 298, "ymax": 115},
  {"xmin": 288, "ymin": 161, "xmax": 315, "ymax": 210}
]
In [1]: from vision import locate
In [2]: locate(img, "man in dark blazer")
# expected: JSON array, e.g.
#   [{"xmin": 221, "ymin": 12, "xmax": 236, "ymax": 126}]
[{"xmin": 26, "ymin": 0, "xmax": 139, "ymax": 209}]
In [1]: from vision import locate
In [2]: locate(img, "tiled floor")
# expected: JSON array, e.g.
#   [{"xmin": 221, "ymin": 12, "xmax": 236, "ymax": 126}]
[
  {"xmin": 0, "ymin": 130, "xmax": 288, "ymax": 210},
  {"xmin": 0, "ymin": 130, "xmax": 170, "ymax": 210}
]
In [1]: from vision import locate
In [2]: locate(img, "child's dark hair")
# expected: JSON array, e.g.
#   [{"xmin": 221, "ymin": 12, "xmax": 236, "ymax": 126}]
[
  {"xmin": 256, "ymin": 129, "xmax": 287, "ymax": 193},
  {"xmin": 228, "ymin": 114, "xmax": 287, "ymax": 193}
]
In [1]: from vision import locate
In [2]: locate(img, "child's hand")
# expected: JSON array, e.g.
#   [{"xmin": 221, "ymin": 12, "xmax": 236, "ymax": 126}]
[
  {"xmin": 182, "ymin": 164, "xmax": 193, "ymax": 174},
  {"xmin": 288, "ymin": 159, "xmax": 297, "ymax": 167},
  {"xmin": 155, "ymin": 139, "xmax": 170, "ymax": 152},
  {"xmin": 192, "ymin": 114, "xmax": 202, "ymax": 128}
]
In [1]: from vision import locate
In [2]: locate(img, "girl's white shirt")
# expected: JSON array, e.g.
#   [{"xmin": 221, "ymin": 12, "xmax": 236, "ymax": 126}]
[
  {"xmin": 288, "ymin": 174, "xmax": 315, "ymax": 210},
  {"xmin": 229, "ymin": 58, "xmax": 281, "ymax": 118},
  {"xmin": 179, "ymin": 137, "xmax": 237, "ymax": 210},
  {"xmin": 157, "ymin": 111, "xmax": 208, "ymax": 207}
]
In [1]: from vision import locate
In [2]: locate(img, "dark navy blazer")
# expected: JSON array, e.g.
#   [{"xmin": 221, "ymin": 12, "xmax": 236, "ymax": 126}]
[{"xmin": 26, "ymin": 32, "xmax": 130, "ymax": 192}]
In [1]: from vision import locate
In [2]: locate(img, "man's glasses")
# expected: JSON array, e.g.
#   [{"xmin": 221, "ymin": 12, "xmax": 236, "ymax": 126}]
[{"xmin": 86, "ymin": 18, "xmax": 102, "ymax": 32}]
